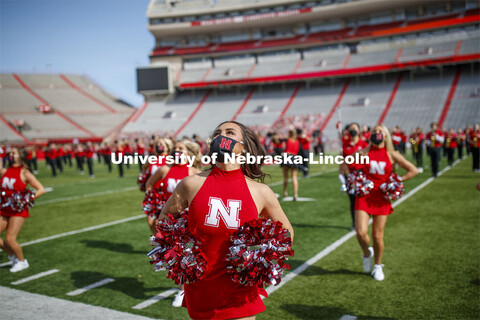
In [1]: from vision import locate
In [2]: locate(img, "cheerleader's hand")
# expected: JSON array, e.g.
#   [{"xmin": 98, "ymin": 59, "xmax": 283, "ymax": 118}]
[{"xmin": 340, "ymin": 184, "xmax": 347, "ymax": 193}]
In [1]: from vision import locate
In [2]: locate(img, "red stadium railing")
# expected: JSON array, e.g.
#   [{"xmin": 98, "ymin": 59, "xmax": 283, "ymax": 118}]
[
  {"xmin": 151, "ymin": 12, "xmax": 480, "ymax": 57},
  {"xmin": 178, "ymin": 53, "xmax": 480, "ymax": 89}
]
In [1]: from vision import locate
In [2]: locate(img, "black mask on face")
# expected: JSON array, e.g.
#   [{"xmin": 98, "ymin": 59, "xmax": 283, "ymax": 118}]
[
  {"xmin": 156, "ymin": 145, "xmax": 164, "ymax": 154},
  {"xmin": 209, "ymin": 135, "xmax": 239, "ymax": 163},
  {"xmin": 370, "ymin": 132, "xmax": 384, "ymax": 145},
  {"xmin": 349, "ymin": 130, "xmax": 358, "ymax": 137}
]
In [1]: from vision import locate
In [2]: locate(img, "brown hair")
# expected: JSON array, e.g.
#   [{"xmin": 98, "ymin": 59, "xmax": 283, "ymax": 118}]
[
  {"xmin": 211, "ymin": 121, "xmax": 268, "ymax": 183},
  {"xmin": 9, "ymin": 147, "xmax": 30, "ymax": 170}
]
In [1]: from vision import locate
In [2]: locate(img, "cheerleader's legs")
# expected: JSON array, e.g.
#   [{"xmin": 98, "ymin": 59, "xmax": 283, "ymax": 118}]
[
  {"xmin": 282, "ymin": 166, "xmax": 289, "ymax": 197},
  {"xmin": 355, "ymin": 210, "xmax": 371, "ymax": 258},
  {"xmin": 371, "ymin": 215, "xmax": 388, "ymax": 265},
  {"xmin": 290, "ymin": 168, "xmax": 298, "ymax": 199},
  {"xmin": 4, "ymin": 216, "xmax": 26, "ymax": 261},
  {"xmin": 0, "ymin": 216, "xmax": 14, "ymax": 256}
]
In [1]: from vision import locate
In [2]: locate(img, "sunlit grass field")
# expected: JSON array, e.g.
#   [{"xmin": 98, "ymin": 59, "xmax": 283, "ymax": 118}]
[{"xmin": 1, "ymin": 154, "xmax": 478, "ymax": 320}]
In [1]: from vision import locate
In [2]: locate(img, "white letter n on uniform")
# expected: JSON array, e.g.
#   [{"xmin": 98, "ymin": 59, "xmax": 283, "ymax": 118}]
[
  {"xmin": 205, "ymin": 197, "xmax": 242, "ymax": 229},
  {"xmin": 1, "ymin": 177, "xmax": 15, "ymax": 190},
  {"xmin": 370, "ymin": 160, "xmax": 386, "ymax": 175}
]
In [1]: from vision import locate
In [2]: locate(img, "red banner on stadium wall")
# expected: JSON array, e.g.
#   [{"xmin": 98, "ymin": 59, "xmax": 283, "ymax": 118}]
[{"xmin": 191, "ymin": 8, "xmax": 312, "ymax": 26}]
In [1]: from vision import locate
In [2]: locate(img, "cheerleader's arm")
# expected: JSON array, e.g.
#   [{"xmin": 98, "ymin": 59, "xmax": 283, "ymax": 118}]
[
  {"xmin": 146, "ymin": 166, "xmax": 168, "ymax": 191},
  {"xmin": 158, "ymin": 180, "xmax": 189, "ymax": 221},
  {"xmin": 391, "ymin": 151, "xmax": 418, "ymax": 182},
  {"xmin": 258, "ymin": 185, "xmax": 294, "ymax": 241},
  {"xmin": 24, "ymin": 170, "xmax": 46, "ymax": 198}
]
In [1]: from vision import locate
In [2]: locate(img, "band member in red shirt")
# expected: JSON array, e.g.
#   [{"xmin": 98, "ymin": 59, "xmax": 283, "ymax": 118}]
[
  {"xmin": 271, "ymin": 132, "xmax": 284, "ymax": 156},
  {"xmin": 146, "ymin": 139, "xmax": 202, "ymax": 307},
  {"xmin": 466, "ymin": 124, "xmax": 473, "ymax": 156},
  {"xmin": 426, "ymin": 122, "xmax": 445, "ymax": 177},
  {"xmin": 409, "ymin": 127, "xmax": 425, "ymax": 172},
  {"xmin": 298, "ymin": 128, "xmax": 312, "ymax": 177},
  {"xmin": 47, "ymin": 144, "xmax": 58, "ymax": 177},
  {"xmin": 360, "ymin": 124, "xmax": 370, "ymax": 142},
  {"xmin": 56, "ymin": 144, "xmax": 64, "ymax": 173},
  {"xmin": 123, "ymin": 142, "xmax": 132, "ymax": 170},
  {"xmin": 282, "ymin": 129, "xmax": 300, "ymax": 200},
  {"xmin": 159, "ymin": 121, "xmax": 293, "ymax": 318},
  {"xmin": 101, "ymin": 143, "xmax": 112, "ymax": 173},
  {"xmin": 391, "ymin": 126, "xmax": 402, "ymax": 152},
  {"xmin": 467, "ymin": 123, "xmax": 480, "ymax": 172},
  {"xmin": 345, "ymin": 125, "xmax": 417, "ymax": 281},
  {"xmin": 456, "ymin": 128, "xmax": 466, "ymax": 159},
  {"xmin": 445, "ymin": 128, "xmax": 458, "ymax": 166},
  {"xmin": 339, "ymin": 122, "xmax": 368, "ymax": 229},
  {"xmin": 0, "ymin": 148, "xmax": 46, "ymax": 272},
  {"xmin": 85, "ymin": 142, "xmax": 95, "ymax": 178}
]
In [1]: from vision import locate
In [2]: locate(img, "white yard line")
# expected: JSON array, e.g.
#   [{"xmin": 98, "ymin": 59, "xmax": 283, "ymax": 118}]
[
  {"xmin": 14, "ymin": 168, "xmax": 336, "ymax": 248},
  {"xmin": 266, "ymin": 159, "xmax": 461, "ymax": 297},
  {"xmin": 66, "ymin": 278, "xmax": 115, "ymax": 296},
  {"xmin": 11, "ymin": 269, "xmax": 60, "ymax": 285},
  {"xmin": 131, "ymin": 288, "xmax": 178, "ymax": 310},
  {"xmin": 0, "ymin": 261, "xmax": 12, "ymax": 267},
  {"xmin": 339, "ymin": 315, "xmax": 358, "ymax": 320},
  {"xmin": 36, "ymin": 186, "xmax": 138, "ymax": 206},
  {"xmin": 19, "ymin": 215, "xmax": 145, "ymax": 248}
]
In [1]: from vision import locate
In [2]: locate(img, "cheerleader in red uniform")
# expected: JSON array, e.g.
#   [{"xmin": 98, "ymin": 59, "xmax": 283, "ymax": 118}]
[
  {"xmin": 0, "ymin": 148, "xmax": 46, "ymax": 272},
  {"xmin": 339, "ymin": 123, "xmax": 368, "ymax": 230},
  {"xmin": 146, "ymin": 139, "xmax": 202, "ymax": 307},
  {"xmin": 141, "ymin": 138, "xmax": 172, "ymax": 234},
  {"xmin": 351, "ymin": 125, "xmax": 417, "ymax": 281},
  {"xmin": 159, "ymin": 121, "xmax": 293, "ymax": 319}
]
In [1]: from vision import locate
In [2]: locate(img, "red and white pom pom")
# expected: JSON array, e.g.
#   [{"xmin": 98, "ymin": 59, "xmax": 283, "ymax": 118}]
[
  {"xmin": 137, "ymin": 173, "xmax": 148, "ymax": 192},
  {"xmin": 0, "ymin": 190, "xmax": 9, "ymax": 209},
  {"xmin": 4, "ymin": 189, "xmax": 35, "ymax": 212},
  {"xmin": 142, "ymin": 189, "xmax": 165, "ymax": 218},
  {"xmin": 347, "ymin": 170, "xmax": 374, "ymax": 197},
  {"xmin": 226, "ymin": 218, "xmax": 294, "ymax": 287},
  {"xmin": 147, "ymin": 211, "xmax": 207, "ymax": 285},
  {"xmin": 380, "ymin": 173, "xmax": 405, "ymax": 201}
]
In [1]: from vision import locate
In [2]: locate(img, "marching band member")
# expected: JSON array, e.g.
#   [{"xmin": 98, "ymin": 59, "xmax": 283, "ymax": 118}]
[
  {"xmin": 445, "ymin": 128, "xmax": 457, "ymax": 166},
  {"xmin": 426, "ymin": 122, "xmax": 445, "ymax": 178},
  {"xmin": 467, "ymin": 123, "xmax": 480, "ymax": 172}
]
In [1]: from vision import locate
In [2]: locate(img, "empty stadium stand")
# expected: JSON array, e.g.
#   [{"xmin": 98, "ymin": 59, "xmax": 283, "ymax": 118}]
[{"xmin": 0, "ymin": 74, "xmax": 134, "ymax": 143}]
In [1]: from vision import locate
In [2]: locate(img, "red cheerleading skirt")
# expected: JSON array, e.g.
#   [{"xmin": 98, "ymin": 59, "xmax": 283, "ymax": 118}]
[
  {"xmin": 183, "ymin": 272, "xmax": 267, "ymax": 320},
  {"xmin": 354, "ymin": 189, "xmax": 393, "ymax": 216},
  {"xmin": 0, "ymin": 209, "xmax": 30, "ymax": 218}
]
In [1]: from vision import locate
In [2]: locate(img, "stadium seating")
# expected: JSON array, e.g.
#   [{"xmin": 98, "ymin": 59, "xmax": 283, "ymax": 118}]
[{"xmin": 0, "ymin": 74, "xmax": 134, "ymax": 142}]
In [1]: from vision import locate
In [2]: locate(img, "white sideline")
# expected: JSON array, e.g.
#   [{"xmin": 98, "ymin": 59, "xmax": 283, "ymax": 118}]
[
  {"xmin": 11, "ymin": 168, "xmax": 335, "ymax": 249},
  {"xmin": 265, "ymin": 159, "xmax": 461, "ymax": 297},
  {"xmin": 11, "ymin": 269, "xmax": 60, "ymax": 285},
  {"xmin": 19, "ymin": 215, "xmax": 145, "ymax": 248},
  {"xmin": 67, "ymin": 278, "xmax": 115, "ymax": 296},
  {"xmin": 36, "ymin": 186, "xmax": 138, "ymax": 206},
  {"xmin": 339, "ymin": 315, "xmax": 358, "ymax": 320},
  {"xmin": 132, "ymin": 288, "xmax": 178, "ymax": 309}
]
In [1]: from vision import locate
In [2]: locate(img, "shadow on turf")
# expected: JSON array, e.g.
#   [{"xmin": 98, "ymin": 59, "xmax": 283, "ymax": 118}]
[
  {"xmin": 70, "ymin": 271, "xmax": 169, "ymax": 299},
  {"xmin": 281, "ymin": 304, "xmax": 395, "ymax": 320},
  {"xmin": 80, "ymin": 240, "xmax": 145, "ymax": 254}
]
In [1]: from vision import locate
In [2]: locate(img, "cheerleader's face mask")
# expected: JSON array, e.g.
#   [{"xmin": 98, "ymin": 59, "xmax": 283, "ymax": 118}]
[{"xmin": 209, "ymin": 135, "xmax": 245, "ymax": 163}]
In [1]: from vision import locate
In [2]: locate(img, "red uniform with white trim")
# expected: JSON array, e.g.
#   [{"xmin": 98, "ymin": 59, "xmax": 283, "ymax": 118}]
[
  {"xmin": 355, "ymin": 146, "xmax": 393, "ymax": 216},
  {"xmin": 162, "ymin": 164, "xmax": 189, "ymax": 201},
  {"xmin": 0, "ymin": 166, "xmax": 29, "ymax": 218},
  {"xmin": 184, "ymin": 166, "xmax": 267, "ymax": 319}
]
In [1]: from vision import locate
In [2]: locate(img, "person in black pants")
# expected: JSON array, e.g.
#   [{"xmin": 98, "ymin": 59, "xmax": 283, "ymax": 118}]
[
  {"xmin": 468, "ymin": 123, "xmax": 480, "ymax": 173},
  {"xmin": 457, "ymin": 128, "xmax": 465, "ymax": 159},
  {"xmin": 426, "ymin": 122, "xmax": 445, "ymax": 178},
  {"xmin": 445, "ymin": 128, "xmax": 457, "ymax": 166},
  {"xmin": 409, "ymin": 127, "xmax": 425, "ymax": 172},
  {"xmin": 85, "ymin": 142, "xmax": 95, "ymax": 178}
]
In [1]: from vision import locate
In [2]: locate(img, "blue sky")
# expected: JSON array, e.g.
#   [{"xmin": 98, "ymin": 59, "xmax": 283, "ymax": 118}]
[{"xmin": 1, "ymin": 0, "xmax": 153, "ymax": 107}]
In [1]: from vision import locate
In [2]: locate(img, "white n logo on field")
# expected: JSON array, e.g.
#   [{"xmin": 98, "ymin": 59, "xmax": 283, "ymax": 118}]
[
  {"xmin": 166, "ymin": 178, "xmax": 182, "ymax": 193},
  {"xmin": 370, "ymin": 160, "xmax": 386, "ymax": 175},
  {"xmin": 205, "ymin": 197, "xmax": 242, "ymax": 229},
  {"xmin": 2, "ymin": 177, "xmax": 16, "ymax": 190}
]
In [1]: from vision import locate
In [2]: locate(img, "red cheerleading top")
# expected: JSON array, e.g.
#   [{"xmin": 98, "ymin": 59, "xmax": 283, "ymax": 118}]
[
  {"xmin": 184, "ymin": 166, "xmax": 267, "ymax": 319},
  {"xmin": 162, "ymin": 164, "xmax": 189, "ymax": 201},
  {"xmin": 284, "ymin": 139, "xmax": 299, "ymax": 155},
  {"xmin": 342, "ymin": 139, "xmax": 368, "ymax": 170},
  {"xmin": 355, "ymin": 146, "xmax": 393, "ymax": 216},
  {"xmin": 0, "ymin": 166, "xmax": 29, "ymax": 218}
]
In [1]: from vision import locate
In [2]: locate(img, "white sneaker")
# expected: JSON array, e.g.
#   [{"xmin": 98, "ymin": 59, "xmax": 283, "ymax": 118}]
[
  {"xmin": 10, "ymin": 259, "xmax": 29, "ymax": 273},
  {"xmin": 371, "ymin": 264, "xmax": 385, "ymax": 281},
  {"xmin": 418, "ymin": 167, "xmax": 424, "ymax": 173},
  {"xmin": 362, "ymin": 247, "xmax": 374, "ymax": 273},
  {"xmin": 172, "ymin": 290, "xmax": 184, "ymax": 307}
]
